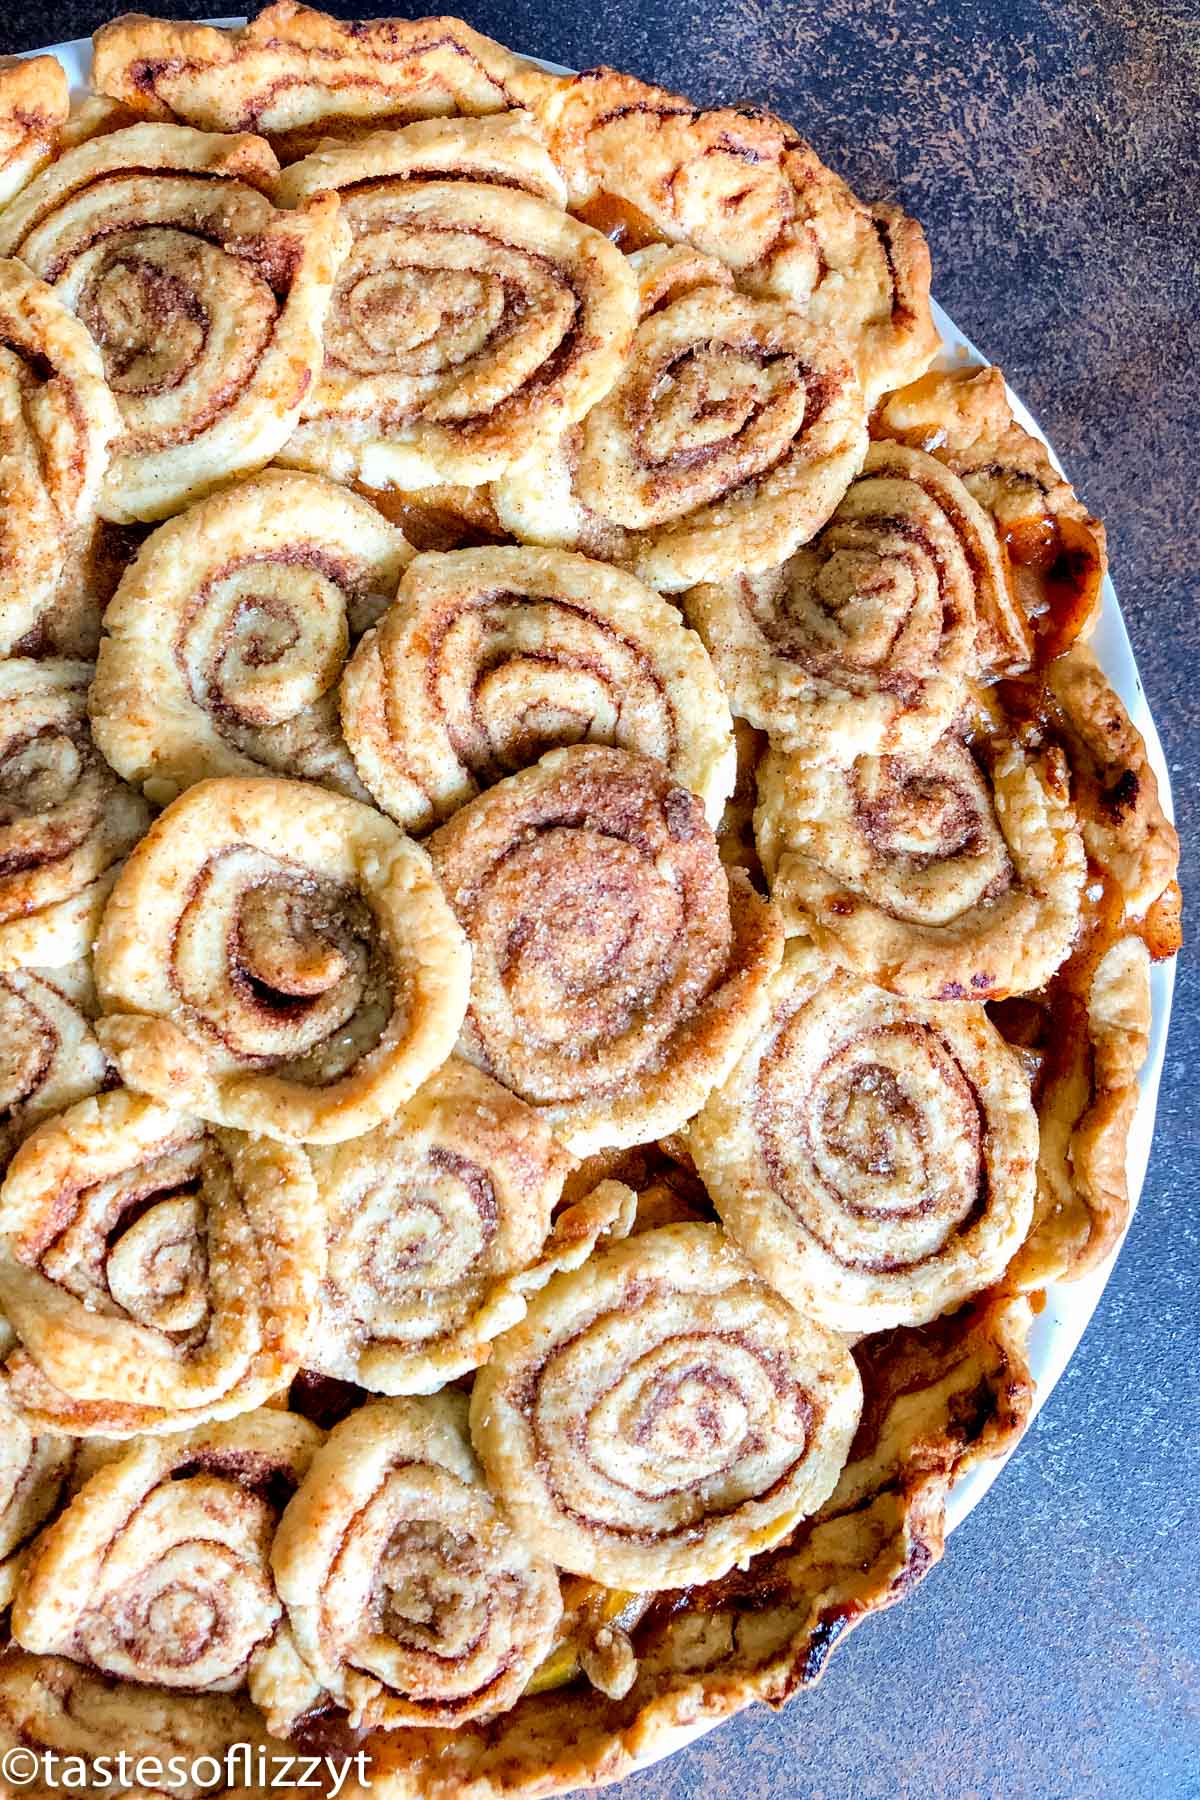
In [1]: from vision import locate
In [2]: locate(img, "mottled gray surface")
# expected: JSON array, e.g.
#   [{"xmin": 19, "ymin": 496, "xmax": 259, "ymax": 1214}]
[{"xmin": 4, "ymin": 1, "xmax": 1198, "ymax": 1794}]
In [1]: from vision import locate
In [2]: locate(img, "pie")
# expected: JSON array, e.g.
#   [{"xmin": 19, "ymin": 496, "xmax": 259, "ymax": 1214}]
[{"xmin": 0, "ymin": 9, "xmax": 1181, "ymax": 1798}]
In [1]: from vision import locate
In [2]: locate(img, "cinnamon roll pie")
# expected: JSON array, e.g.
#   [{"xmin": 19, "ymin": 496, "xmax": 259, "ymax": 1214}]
[{"xmin": 0, "ymin": 8, "xmax": 1178, "ymax": 1795}]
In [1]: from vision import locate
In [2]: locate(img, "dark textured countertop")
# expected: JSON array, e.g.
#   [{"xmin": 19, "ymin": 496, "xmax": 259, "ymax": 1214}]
[{"xmin": 4, "ymin": 2, "xmax": 1197, "ymax": 1795}]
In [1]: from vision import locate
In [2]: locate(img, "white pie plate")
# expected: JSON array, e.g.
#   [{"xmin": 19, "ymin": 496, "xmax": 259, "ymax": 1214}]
[{"xmin": 16, "ymin": 22, "xmax": 1180, "ymax": 1783}]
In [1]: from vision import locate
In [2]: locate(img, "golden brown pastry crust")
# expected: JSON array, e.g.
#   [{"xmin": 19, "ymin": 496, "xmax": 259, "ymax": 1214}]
[
  {"xmin": 92, "ymin": 776, "xmax": 470, "ymax": 1144},
  {"xmin": 0, "ymin": 260, "xmax": 121, "ymax": 658},
  {"xmin": 470, "ymin": 1223, "xmax": 863, "ymax": 1590},
  {"xmin": 756, "ymin": 722, "xmax": 1086, "ymax": 1000},
  {"xmin": 429, "ymin": 744, "xmax": 784, "ymax": 1153},
  {"xmin": 274, "ymin": 129, "xmax": 637, "ymax": 489},
  {"xmin": 89, "ymin": 469, "xmax": 413, "ymax": 806},
  {"xmin": 0, "ymin": 1089, "xmax": 323, "ymax": 1435},
  {"xmin": 340, "ymin": 544, "xmax": 736, "ymax": 831},
  {"xmin": 92, "ymin": 4, "xmax": 534, "ymax": 158},
  {"xmin": 0, "ymin": 962, "xmax": 108, "ymax": 1179},
  {"xmin": 502, "ymin": 284, "xmax": 868, "ymax": 594},
  {"xmin": 514, "ymin": 66, "xmax": 938, "ymax": 402},
  {"xmin": 0, "ymin": 124, "xmax": 347, "ymax": 524}
]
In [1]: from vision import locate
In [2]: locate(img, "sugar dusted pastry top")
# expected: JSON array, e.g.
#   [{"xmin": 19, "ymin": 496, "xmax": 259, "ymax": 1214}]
[{"xmin": 0, "ymin": 10, "xmax": 1180, "ymax": 1800}]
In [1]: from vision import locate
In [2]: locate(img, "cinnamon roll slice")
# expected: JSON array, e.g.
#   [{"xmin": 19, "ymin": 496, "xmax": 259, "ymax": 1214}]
[
  {"xmin": 340, "ymin": 545, "xmax": 736, "ymax": 831},
  {"xmin": 0, "ymin": 1089, "xmax": 323, "ymax": 1435},
  {"xmin": 470, "ymin": 1222, "xmax": 862, "ymax": 1589},
  {"xmin": 428, "ymin": 745, "xmax": 783, "ymax": 1154},
  {"xmin": 0, "ymin": 962, "xmax": 108, "ymax": 1179},
  {"xmin": 689, "ymin": 944, "xmax": 1038, "ymax": 1334},
  {"xmin": 497, "ymin": 284, "xmax": 868, "ymax": 593},
  {"xmin": 90, "ymin": 471, "xmax": 413, "ymax": 805},
  {"xmin": 11, "ymin": 1412, "xmax": 321, "ymax": 1700},
  {"xmin": 513, "ymin": 64, "xmax": 938, "ymax": 400},
  {"xmin": 92, "ymin": 776, "xmax": 470, "ymax": 1144},
  {"xmin": 755, "ymin": 721, "xmax": 1086, "ymax": 999},
  {"xmin": 0, "ymin": 661, "xmax": 150, "ymax": 973},
  {"xmin": 0, "ymin": 1654, "xmax": 281, "ymax": 1800},
  {"xmin": 0, "ymin": 261, "xmax": 121, "ymax": 658},
  {"xmin": 0, "ymin": 124, "xmax": 347, "ymax": 524},
  {"xmin": 875, "ymin": 366, "xmax": 1107, "ymax": 667},
  {"xmin": 274, "ymin": 129, "xmax": 636, "ymax": 488},
  {"xmin": 685, "ymin": 441, "xmax": 1000, "ymax": 760},
  {"xmin": 306, "ymin": 1060, "xmax": 631, "ymax": 1393},
  {"xmin": 92, "ymin": 5, "xmax": 535, "ymax": 160},
  {"xmin": 269, "ymin": 1393, "xmax": 562, "ymax": 1730},
  {"xmin": 0, "ymin": 56, "xmax": 69, "ymax": 207}
]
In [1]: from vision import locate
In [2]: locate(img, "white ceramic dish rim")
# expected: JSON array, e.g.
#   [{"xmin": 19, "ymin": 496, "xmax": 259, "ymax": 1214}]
[{"xmin": 17, "ymin": 21, "xmax": 1179, "ymax": 1779}]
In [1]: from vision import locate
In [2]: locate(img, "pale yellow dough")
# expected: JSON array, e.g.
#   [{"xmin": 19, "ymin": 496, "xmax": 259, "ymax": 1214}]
[
  {"xmin": 92, "ymin": 776, "xmax": 470, "ymax": 1143},
  {"xmin": 470, "ymin": 1222, "xmax": 863, "ymax": 1589}
]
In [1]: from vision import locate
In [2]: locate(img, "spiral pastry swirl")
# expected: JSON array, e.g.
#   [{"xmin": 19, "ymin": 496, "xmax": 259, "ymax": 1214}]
[
  {"xmin": 90, "ymin": 471, "xmax": 413, "ymax": 805},
  {"xmin": 0, "ymin": 962, "xmax": 109, "ymax": 1177},
  {"xmin": 0, "ymin": 660, "xmax": 150, "ymax": 973},
  {"xmin": 275, "ymin": 127, "xmax": 637, "ymax": 488},
  {"xmin": 11, "ymin": 1412, "xmax": 321, "ymax": 1697},
  {"xmin": 502, "ymin": 284, "xmax": 868, "ymax": 593},
  {"xmin": 307, "ymin": 1058, "xmax": 627, "ymax": 1393},
  {"xmin": 92, "ymin": 5, "xmax": 535, "ymax": 160},
  {"xmin": 270, "ymin": 1393, "xmax": 562, "ymax": 1729},
  {"xmin": 875, "ymin": 366, "xmax": 1106, "ymax": 666},
  {"xmin": 0, "ymin": 1089, "xmax": 323, "ymax": 1435},
  {"xmin": 0, "ymin": 260, "xmax": 121, "ymax": 657},
  {"xmin": 0, "ymin": 1654, "xmax": 280, "ymax": 1800},
  {"xmin": 756, "ymin": 726, "xmax": 1086, "ymax": 999},
  {"xmin": 0, "ymin": 123, "xmax": 347, "ymax": 524},
  {"xmin": 93, "ymin": 776, "xmax": 470, "ymax": 1143},
  {"xmin": 689, "ymin": 945, "xmax": 1038, "ymax": 1334},
  {"xmin": 685, "ymin": 442, "xmax": 1005, "ymax": 762},
  {"xmin": 429, "ymin": 744, "xmax": 783, "ymax": 1154},
  {"xmin": 340, "ymin": 544, "xmax": 736, "ymax": 832},
  {"xmin": 470, "ymin": 1222, "xmax": 862, "ymax": 1589}
]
